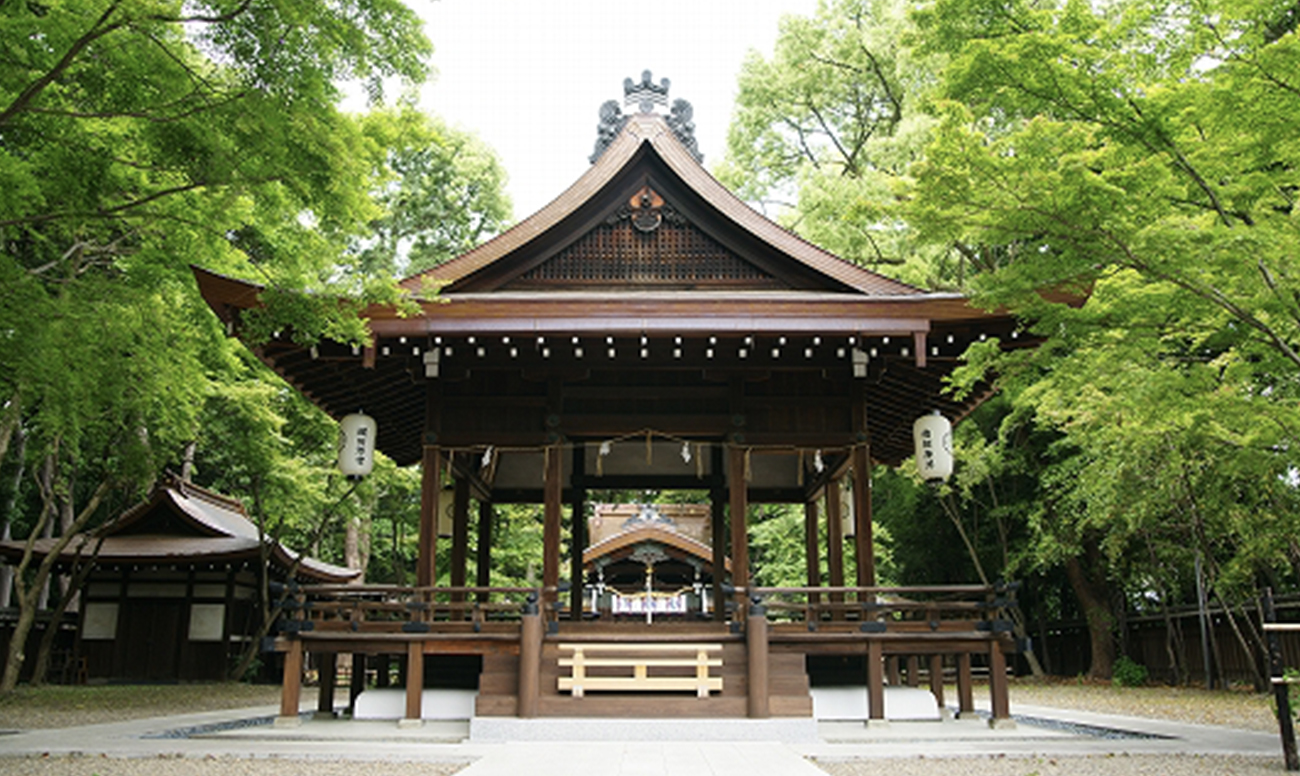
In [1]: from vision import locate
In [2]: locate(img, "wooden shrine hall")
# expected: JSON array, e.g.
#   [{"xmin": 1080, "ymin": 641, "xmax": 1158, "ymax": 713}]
[{"xmin": 193, "ymin": 72, "xmax": 1026, "ymax": 727}]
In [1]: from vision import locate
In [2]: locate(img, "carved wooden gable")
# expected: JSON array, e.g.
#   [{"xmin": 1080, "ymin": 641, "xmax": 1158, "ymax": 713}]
[{"xmin": 503, "ymin": 185, "xmax": 783, "ymax": 290}]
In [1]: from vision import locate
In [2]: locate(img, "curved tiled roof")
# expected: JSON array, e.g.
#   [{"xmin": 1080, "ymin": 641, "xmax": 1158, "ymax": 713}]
[
  {"xmin": 402, "ymin": 113, "xmax": 922, "ymax": 298},
  {"xmin": 0, "ymin": 477, "xmax": 359, "ymax": 584},
  {"xmin": 582, "ymin": 524, "xmax": 731, "ymax": 573}
]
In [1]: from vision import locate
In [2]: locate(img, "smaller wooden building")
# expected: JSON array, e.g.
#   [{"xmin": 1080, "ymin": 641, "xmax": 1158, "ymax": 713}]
[
  {"xmin": 0, "ymin": 476, "xmax": 358, "ymax": 682},
  {"xmin": 584, "ymin": 503, "xmax": 728, "ymax": 617}
]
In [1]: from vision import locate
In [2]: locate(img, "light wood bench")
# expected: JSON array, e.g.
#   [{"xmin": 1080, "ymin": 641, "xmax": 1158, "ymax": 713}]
[{"xmin": 557, "ymin": 642, "xmax": 723, "ymax": 698}]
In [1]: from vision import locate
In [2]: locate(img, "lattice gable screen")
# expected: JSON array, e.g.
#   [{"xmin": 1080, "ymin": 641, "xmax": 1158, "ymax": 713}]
[{"xmin": 504, "ymin": 195, "xmax": 786, "ymax": 289}]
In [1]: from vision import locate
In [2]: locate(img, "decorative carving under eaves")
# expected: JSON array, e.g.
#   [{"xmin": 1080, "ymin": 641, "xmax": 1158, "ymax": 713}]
[
  {"xmin": 628, "ymin": 542, "xmax": 671, "ymax": 569},
  {"xmin": 622, "ymin": 504, "xmax": 678, "ymax": 532},
  {"xmin": 606, "ymin": 186, "xmax": 687, "ymax": 233}
]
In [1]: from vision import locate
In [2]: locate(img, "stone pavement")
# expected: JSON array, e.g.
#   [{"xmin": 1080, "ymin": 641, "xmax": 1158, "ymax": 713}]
[{"xmin": 0, "ymin": 699, "xmax": 1286, "ymax": 775}]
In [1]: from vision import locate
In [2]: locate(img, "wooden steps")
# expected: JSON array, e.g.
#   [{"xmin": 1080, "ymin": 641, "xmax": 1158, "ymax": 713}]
[{"xmin": 474, "ymin": 630, "xmax": 812, "ymax": 718}]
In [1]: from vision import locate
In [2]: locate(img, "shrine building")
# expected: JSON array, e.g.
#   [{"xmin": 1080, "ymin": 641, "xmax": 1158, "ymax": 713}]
[{"xmin": 193, "ymin": 72, "xmax": 1025, "ymax": 730}]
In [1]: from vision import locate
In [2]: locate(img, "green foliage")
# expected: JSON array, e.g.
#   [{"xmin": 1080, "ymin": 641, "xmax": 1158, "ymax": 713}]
[
  {"xmin": 1112, "ymin": 656, "xmax": 1149, "ymax": 688},
  {"xmin": 721, "ymin": 0, "xmax": 948, "ymax": 283},
  {"xmin": 353, "ymin": 104, "xmax": 513, "ymax": 278},
  {"xmin": 1284, "ymin": 668, "xmax": 1300, "ymax": 724}
]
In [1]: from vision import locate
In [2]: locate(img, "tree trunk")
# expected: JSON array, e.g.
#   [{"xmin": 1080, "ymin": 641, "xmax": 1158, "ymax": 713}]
[
  {"xmin": 180, "ymin": 440, "xmax": 197, "ymax": 482},
  {"xmin": 0, "ymin": 423, "xmax": 27, "ymax": 609},
  {"xmin": 358, "ymin": 516, "xmax": 371, "ymax": 582},
  {"xmin": 1, "ymin": 466, "xmax": 112, "ymax": 692},
  {"xmin": 30, "ymin": 535, "xmax": 104, "ymax": 686},
  {"xmin": 941, "ymin": 495, "xmax": 1045, "ymax": 678},
  {"xmin": 35, "ymin": 456, "xmax": 55, "ymax": 612},
  {"xmin": 1213, "ymin": 590, "xmax": 1265, "ymax": 690},
  {"xmin": 1064, "ymin": 543, "xmax": 1116, "ymax": 680},
  {"xmin": 345, "ymin": 517, "xmax": 361, "ymax": 572},
  {"xmin": 229, "ymin": 479, "xmax": 358, "ymax": 680},
  {"xmin": 0, "ymin": 396, "xmax": 19, "ymax": 468}
]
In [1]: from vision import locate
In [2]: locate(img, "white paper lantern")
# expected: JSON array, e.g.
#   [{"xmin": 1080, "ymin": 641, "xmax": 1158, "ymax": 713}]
[
  {"xmin": 338, "ymin": 413, "xmax": 377, "ymax": 479},
  {"xmin": 913, "ymin": 412, "xmax": 954, "ymax": 482}
]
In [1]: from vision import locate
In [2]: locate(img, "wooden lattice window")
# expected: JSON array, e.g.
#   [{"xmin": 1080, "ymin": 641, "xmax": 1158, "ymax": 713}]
[{"xmin": 508, "ymin": 220, "xmax": 783, "ymax": 288}]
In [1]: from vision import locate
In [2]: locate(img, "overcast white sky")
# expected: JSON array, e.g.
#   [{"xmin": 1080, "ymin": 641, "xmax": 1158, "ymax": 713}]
[{"xmin": 403, "ymin": 0, "xmax": 820, "ymax": 220}]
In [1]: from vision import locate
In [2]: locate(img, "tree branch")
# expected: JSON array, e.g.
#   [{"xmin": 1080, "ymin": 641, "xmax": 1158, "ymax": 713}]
[{"xmin": 0, "ymin": 3, "xmax": 128, "ymax": 127}]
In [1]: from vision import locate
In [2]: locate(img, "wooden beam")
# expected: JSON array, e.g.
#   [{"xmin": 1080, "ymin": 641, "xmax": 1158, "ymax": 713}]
[
  {"xmin": 929, "ymin": 654, "xmax": 945, "ymax": 709},
  {"xmin": 518, "ymin": 605, "xmax": 543, "ymax": 718},
  {"xmin": 804, "ymin": 500, "xmax": 821, "ymax": 608},
  {"xmin": 990, "ymin": 640, "xmax": 1010, "ymax": 722},
  {"xmin": 349, "ymin": 653, "xmax": 366, "ymax": 715},
  {"xmin": 728, "ymin": 446, "xmax": 749, "ymax": 596},
  {"xmin": 569, "ymin": 444, "xmax": 586, "ymax": 621},
  {"xmin": 853, "ymin": 380, "xmax": 876, "ymax": 589},
  {"xmin": 868, "ymin": 640, "xmax": 884, "ymax": 721},
  {"xmin": 543, "ymin": 445, "xmax": 563, "ymax": 607},
  {"xmin": 572, "ymin": 474, "xmax": 722, "ymax": 491},
  {"xmin": 404, "ymin": 642, "xmax": 423, "ymax": 723},
  {"xmin": 418, "ymin": 447, "xmax": 441, "ymax": 587},
  {"xmin": 451, "ymin": 472, "xmax": 470, "ymax": 616},
  {"xmin": 957, "ymin": 652, "xmax": 975, "ymax": 716},
  {"xmin": 826, "ymin": 478, "xmax": 845, "ymax": 616},
  {"xmin": 711, "ymin": 444, "xmax": 727, "ymax": 623},
  {"xmin": 451, "ymin": 474, "xmax": 470, "ymax": 587},
  {"xmin": 279, "ymin": 639, "xmax": 303, "ymax": 722},
  {"xmin": 747, "ymin": 608, "xmax": 770, "ymax": 718},
  {"xmin": 853, "ymin": 444, "xmax": 876, "ymax": 588},
  {"xmin": 476, "ymin": 501, "xmax": 493, "ymax": 594}
]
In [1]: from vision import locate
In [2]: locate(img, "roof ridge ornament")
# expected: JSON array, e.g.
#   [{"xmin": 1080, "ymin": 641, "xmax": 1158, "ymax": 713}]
[
  {"xmin": 625, "ymin": 70, "xmax": 670, "ymax": 112},
  {"xmin": 590, "ymin": 70, "xmax": 703, "ymax": 164}
]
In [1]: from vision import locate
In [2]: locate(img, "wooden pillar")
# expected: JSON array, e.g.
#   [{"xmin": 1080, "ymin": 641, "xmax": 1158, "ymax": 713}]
[
  {"xmin": 852, "ymin": 444, "xmax": 875, "ymax": 589},
  {"xmin": 906, "ymin": 655, "xmax": 920, "ymax": 687},
  {"xmin": 728, "ymin": 446, "xmax": 750, "ymax": 603},
  {"xmin": 569, "ymin": 444, "xmax": 586, "ymax": 620},
  {"xmin": 451, "ymin": 473, "xmax": 470, "ymax": 589},
  {"xmin": 518, "ymin": 603, "xmax": 543, "ymax": 717},
  {"xmin": 804, "ymin": 499, "xmax": 821, "ymax": 612},
  {"xmin": 867, "ymin": 640, "xmax": 884, "ymax": 722},
  {"xmin": 476, "ymin": 501, "xmax": 493, "ymax": 596},
  {"xmin": 418, "ymin": 447, "xmax": 442, "ymax": 587},
  {"xmin": 403, "ymin": 642, "xmax": 423, "ymax": 725},
  {"xmin": 317, "ymin": 652, "xmax": 337, "ymax": 716},
  {"xmin": 746, "ymin": 602, "xmax": 770, "ymax": 718},
  {"xmin": 279, "ymin": 639, "xmax": 303, "ymax": 723},
  {"xmin": 887, "ymin": 656, "xmax": 901, "ymax": 686},
  {"xmin": 348, "ymin": 653, "xmax": 366, "ymax": 715},
  {"xmin": 542, "ymin": 445, "xmax": 563, "ymax": 610},
  {"xmin": 375, "ymin": 654, "xmax": 391, "ymax": 688},
  {"xmin": 826, "ymin": 478, "xmax": 845, "ymax": 617},
  {"xmin": 710, "ymin": 445, "xmax": 727, "ymax": 623},
  {"xmin": 957, "ymin": 652, "xmax": 975, "ymax": 716},
  {"xmin": 989, "ymin": 640, "xmax": 1011, "ymax": 723},
  {"xmin": 929, "ymin": 654, "xmax": 945, "ymax": 709}
]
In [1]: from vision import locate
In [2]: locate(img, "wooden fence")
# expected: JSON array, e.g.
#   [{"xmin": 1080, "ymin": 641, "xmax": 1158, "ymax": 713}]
[{"xmin": 1033, "ymin": 595, "xmax": 1300, "ymax": 687}]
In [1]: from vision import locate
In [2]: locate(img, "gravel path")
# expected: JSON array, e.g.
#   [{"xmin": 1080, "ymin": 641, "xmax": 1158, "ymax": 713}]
[
  {"xmin": 0, "ymin": 684, "xmax": 288, "ymax": 731},
  {"xmin": 0, "ymin": 752, "xmax": 1286, "ymax": 776},
  {"xmin": 0, "ymin": 756, "xmax": 467, "ymax": 776},
  {"xmin": 1002, "ymin": 680, "xmax": 1280, "ymax": 734},
  {"xmin": 817, "ymin": 753, "xmax": 1287, "ymax": 775}
]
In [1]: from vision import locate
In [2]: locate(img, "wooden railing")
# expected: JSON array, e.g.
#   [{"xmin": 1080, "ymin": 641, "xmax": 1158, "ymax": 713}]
[
  {"xmin": 746, "ymin": 583, "xmax": 1018, "ymax": 630},
  {"xmin": 276, "ymin": 584, "xmax": 541, "ymax": 634}
]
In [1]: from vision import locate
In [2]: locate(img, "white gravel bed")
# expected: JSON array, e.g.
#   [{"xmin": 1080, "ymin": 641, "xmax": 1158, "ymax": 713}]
[
  {"xmin": 816, "ymin": 753, "xmax": 1287, "ymax": 775},
  {"xmin": 0, "ymin": 755, "xmax": 468, "ymax": 775}
]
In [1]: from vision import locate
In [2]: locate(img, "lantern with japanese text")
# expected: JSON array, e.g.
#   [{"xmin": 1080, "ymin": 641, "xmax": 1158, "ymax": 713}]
[
  {"xmin": 338, "ymin": 413, "xmax": 377, "ymax": 479},
  {"xmin": 913, "ymin": 411, "xmax": 953, "ymax": 483}
]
